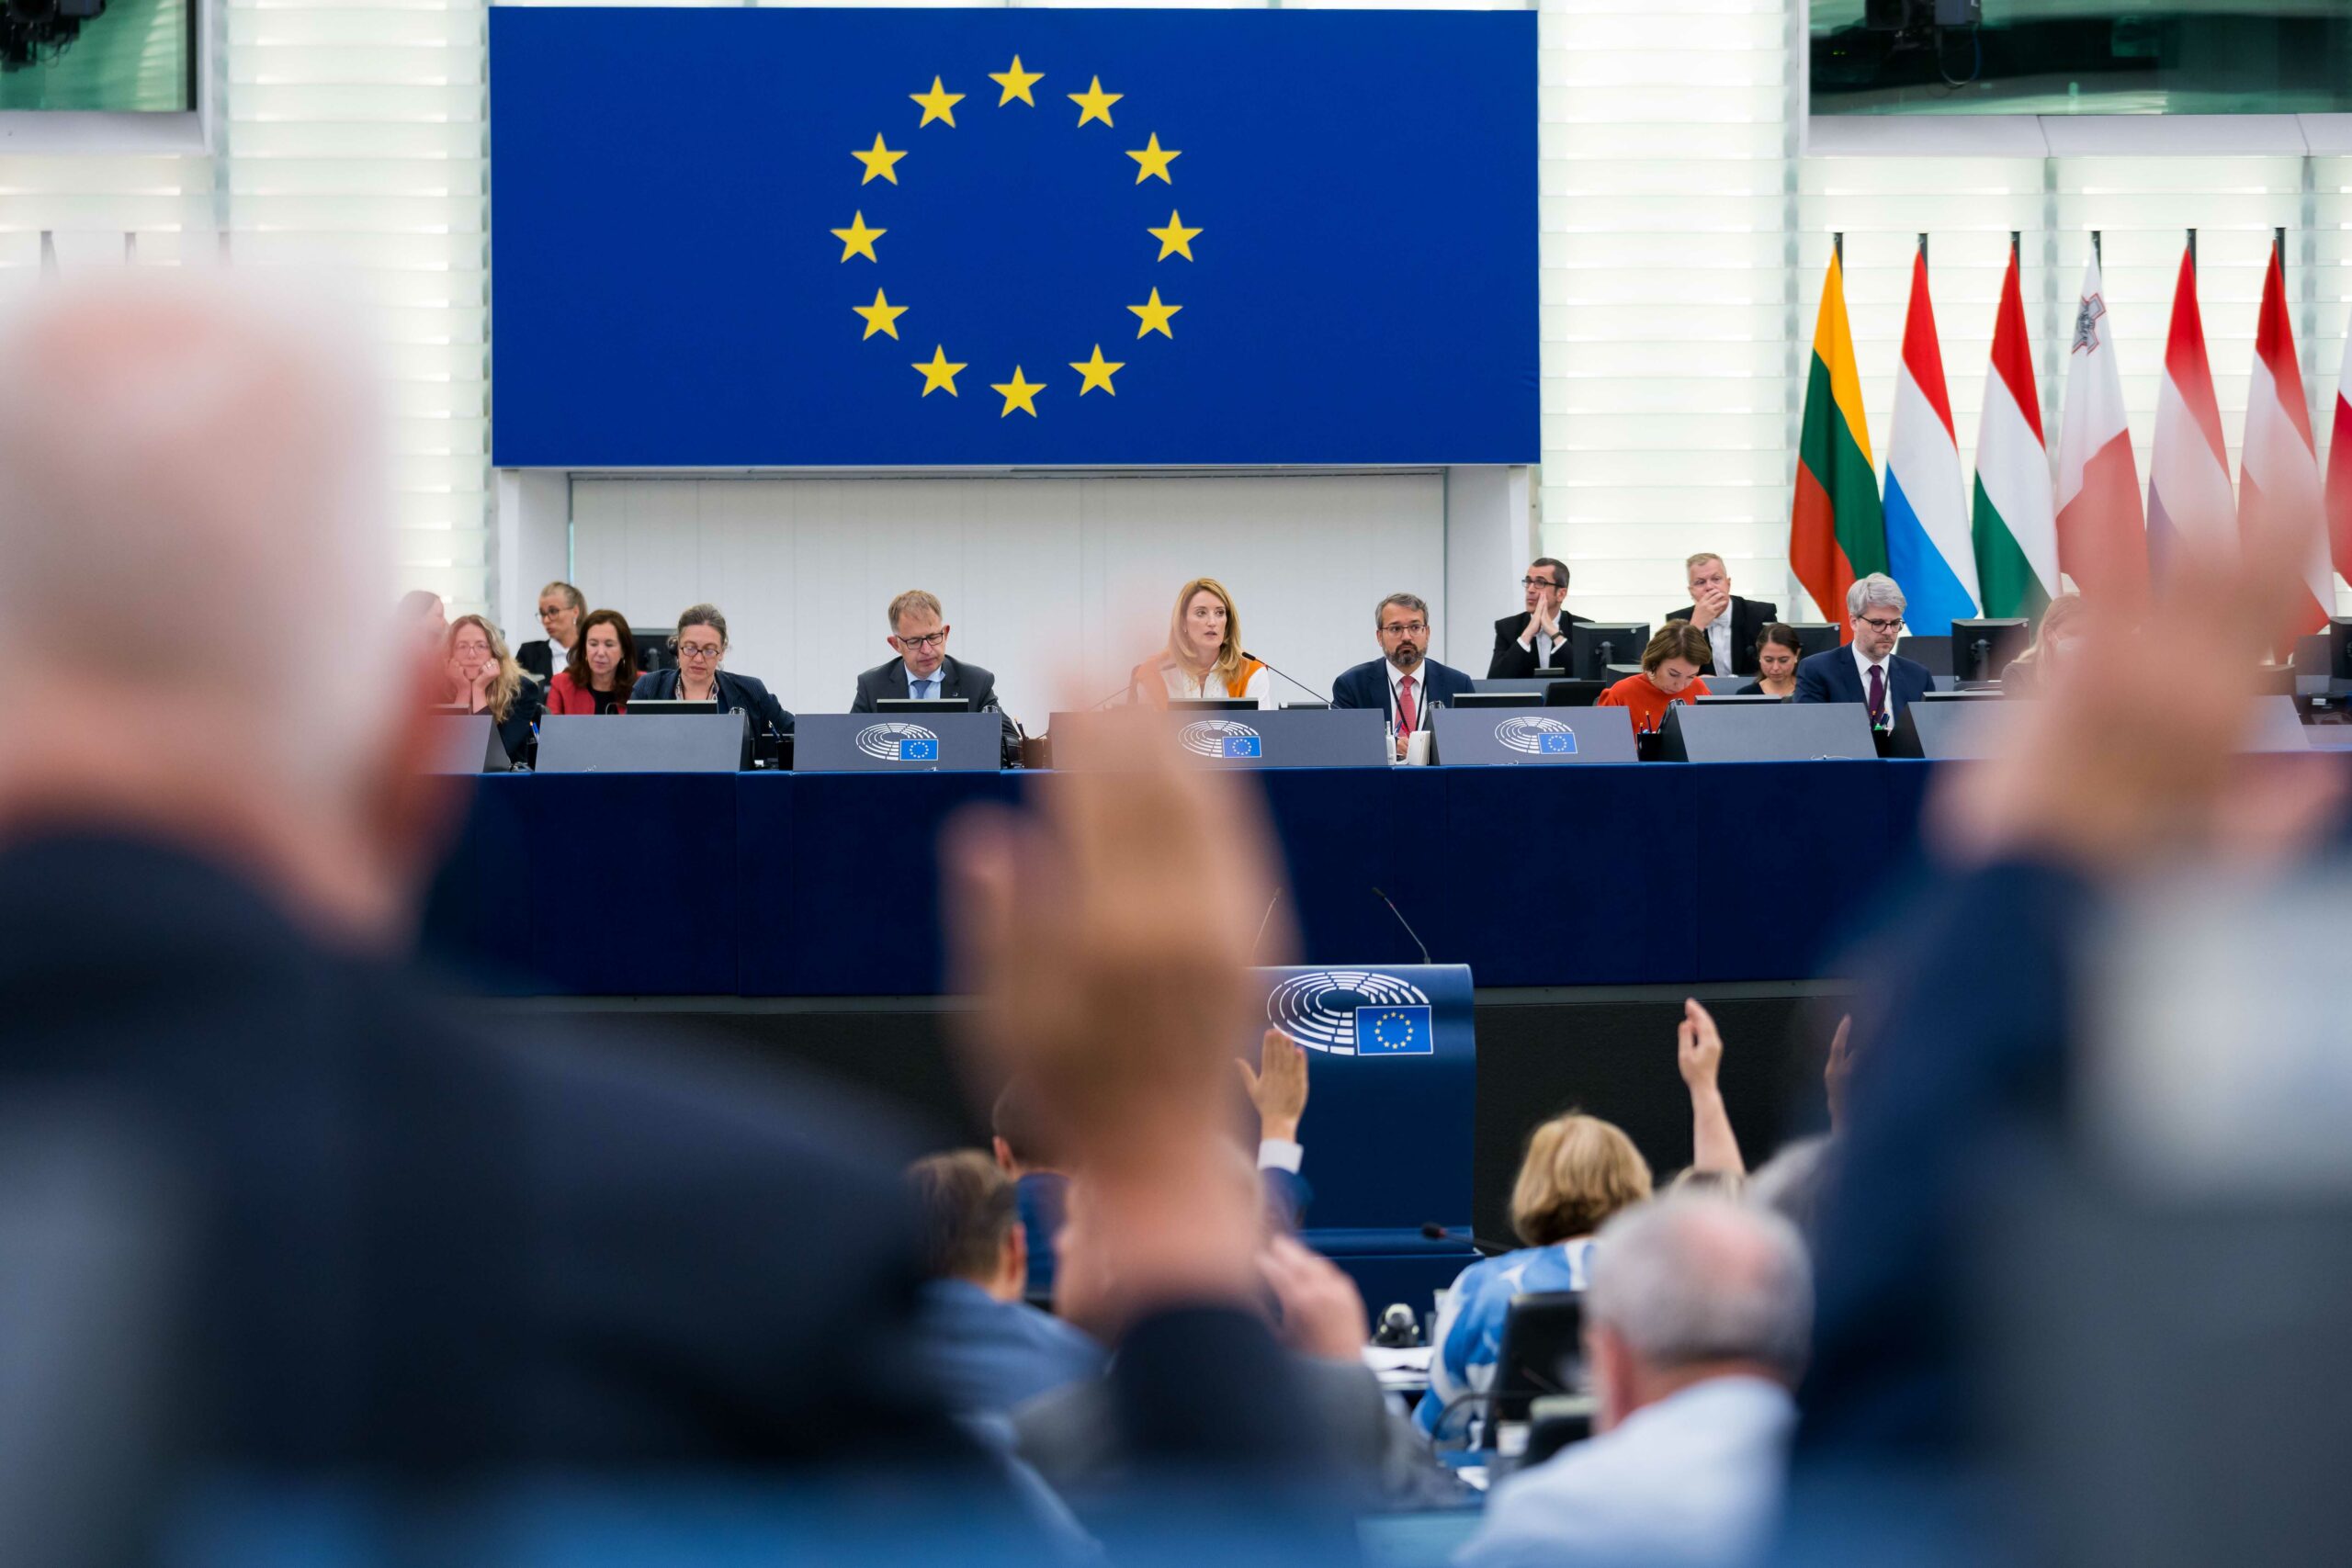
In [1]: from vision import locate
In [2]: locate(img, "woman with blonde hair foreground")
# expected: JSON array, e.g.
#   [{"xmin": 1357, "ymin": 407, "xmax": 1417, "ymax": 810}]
[{"xmin": 1416, "ymin": 1111, "xmax": 1653, "ymax": 1438}]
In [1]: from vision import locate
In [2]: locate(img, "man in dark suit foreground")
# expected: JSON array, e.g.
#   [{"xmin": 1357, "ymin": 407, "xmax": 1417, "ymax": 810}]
[
  {"xmin": 1666, "ymin": 552, "xmax": 1779, "ymax": 679},
  {"xmin": 1332, "ymin": 592, "xmax": 1477, "ymax": 759},
  {"xmin": 0, "ymin": 276, "xmax": 1321, "ymax": 1488},
  {"xmin": 1488, "ymin": 557, "xmax": 1590, "ymax": 678},
  {"xmin": 1793, "ymin": 572, "xmax": 1937, "ymax": 728},
  {"xmin": 851, "ymin": 588, "xmax": 1022, "ymax": 761}
]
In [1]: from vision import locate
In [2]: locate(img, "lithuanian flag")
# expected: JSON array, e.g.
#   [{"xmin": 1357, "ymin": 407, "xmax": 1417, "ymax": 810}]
[{"xmin": 1790, "ymin": 253, "xmax": 1886, "ymax": 632}]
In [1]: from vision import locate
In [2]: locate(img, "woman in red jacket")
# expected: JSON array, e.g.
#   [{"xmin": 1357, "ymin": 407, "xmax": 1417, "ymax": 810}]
[
  {"xmin": 544, "ymin": 608, "xmax": 639, "ymax": 716},
  {"xmin": 1598, "ymin": 622, "xmax": 1712, "ymax": 733}
]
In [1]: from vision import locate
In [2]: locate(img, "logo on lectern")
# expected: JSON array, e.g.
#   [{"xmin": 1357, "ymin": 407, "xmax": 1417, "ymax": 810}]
[
  {"xmin": 1179, "ymin": 718, "xmax": 1262, "ymax": 759},
  {"xmin": 1266, "ymin": 969, "xmax": 1434, "ymax": 1056},
  {"xmin": 1495, "ymin": 715, "xmax": 1577, "ymax": 756},
  {"xmin": 855, "ymin": 721, "xmax": 942, "ymax": 761}
]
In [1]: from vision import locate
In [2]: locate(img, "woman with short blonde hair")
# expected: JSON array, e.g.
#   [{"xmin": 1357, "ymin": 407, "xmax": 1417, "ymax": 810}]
[{"xmin": 1417, "ymin": 1111, "xmax": 1654, "ymax": 1442}]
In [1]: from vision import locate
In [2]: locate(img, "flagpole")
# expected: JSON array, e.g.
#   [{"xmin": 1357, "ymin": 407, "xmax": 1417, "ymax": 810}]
[
  {"xmin": 1917, "ymin": 231, "xmax": 1928, "ymax": 265},
  {"xmin": 2009, "ymin": 230, "xmax": 2019, "ymax": 264},
  {"xmin": 2090, "ymin": 229, "xmax": 2101, "ymax": 265},
  {"xmin": 1833, "ymin": 231, "xmax": 1843, "ymax": 266},
  {"xmin": 2186, "ymin": 227, "xmax": 2195, "ymax": 273}
]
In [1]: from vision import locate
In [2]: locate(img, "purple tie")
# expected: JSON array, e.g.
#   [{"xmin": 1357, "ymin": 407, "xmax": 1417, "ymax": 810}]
[{"xmin": 1867, "ymin": 663, "xmax": 1886, "ymax": 726}]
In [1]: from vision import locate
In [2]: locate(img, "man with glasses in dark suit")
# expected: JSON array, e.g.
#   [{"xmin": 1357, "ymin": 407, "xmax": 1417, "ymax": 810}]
[
  {"xmin": 1792, "ymin": 573, "xmax": 1937, "ymax": 731},
  {"xmin": 1488, "ymin": 557, "xmax": 1590, "ymax": 678},
  {"xmin": 852, "ymin": 589, "xmax": 1021, "ymax": 761}
]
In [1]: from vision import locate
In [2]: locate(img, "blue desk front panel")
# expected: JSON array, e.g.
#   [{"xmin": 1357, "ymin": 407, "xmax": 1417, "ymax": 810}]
[{"xmin": 420, "ymin": 762, "xmax": 1943, "ymax": 996}]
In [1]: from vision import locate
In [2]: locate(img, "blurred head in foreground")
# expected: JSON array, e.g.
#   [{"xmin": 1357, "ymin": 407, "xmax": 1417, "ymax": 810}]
[
  {"xmin": 0, "ymin": 273, "xmax": 445, "ymax": 942},
  {"xmin": 908, "ymin": 1150, "xmax": 1026, "ymax": 1303}
]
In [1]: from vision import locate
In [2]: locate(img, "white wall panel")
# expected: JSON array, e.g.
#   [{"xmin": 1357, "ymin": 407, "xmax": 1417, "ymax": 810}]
[{"xmin": 571, "ymin": 472, "xmax": 1447, "ymax": 725}]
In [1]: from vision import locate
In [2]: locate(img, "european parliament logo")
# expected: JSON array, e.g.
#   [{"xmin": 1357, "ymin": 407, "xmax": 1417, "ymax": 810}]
[
  {"xmin": 1495, "ymin": 715, "xmax": 1577, "ymax": 756},
  {"xmin": 1179, "ymin": 718, "xmax": 1261, "ymax": 760},
  {"xmin": 1267, "ymin": 969, "xmax": 1433, "ymax": 1056},
  {"xmin": 854, "ymin": 721, "xmax": 941, "ymax": 761}
]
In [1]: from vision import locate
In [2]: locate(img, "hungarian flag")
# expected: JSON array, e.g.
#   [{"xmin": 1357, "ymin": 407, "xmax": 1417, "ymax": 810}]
[
  {"xmin": 1790, "ymin": 252, "xmax": 1885, "ymax": 630},
  {"xmin": 1883, "ymin": 244, "xmax": 1981, "ymax": 634},
  {"xmin": 2148, "ymin": 243, "xmax": 2234, "ymax": 572},
  {"xmin": 2052, "ymin": 254, "xmax": 2146, "ymax": 604},
  {"xmin": 2331, "ymin": 319, "xmax": 2352, "ymax": 594},
  {"xmin": 1971, "ymin": 242, "xmax": 2059, "ymax": 619},
  {"xmin": 2238, "ymin": 238, "xmax": 2335, "ymax": 637}
]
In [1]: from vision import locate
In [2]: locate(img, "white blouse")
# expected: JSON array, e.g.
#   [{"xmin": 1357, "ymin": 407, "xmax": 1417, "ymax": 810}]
[{"xmin": 1156, "ymin": 660, "xmax": 1270, "ymax": 707}]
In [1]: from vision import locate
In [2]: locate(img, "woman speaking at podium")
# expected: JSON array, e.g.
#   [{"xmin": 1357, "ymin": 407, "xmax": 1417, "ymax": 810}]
[{"xmin": 1131, "ymin": 578, "xmax": 1270, "ymax": 706}]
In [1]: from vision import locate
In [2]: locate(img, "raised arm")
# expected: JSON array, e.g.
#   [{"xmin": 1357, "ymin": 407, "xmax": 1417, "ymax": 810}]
[{"xmin": 1678, "ymin": 998, "xmax": 1744, "ymax": 1176}]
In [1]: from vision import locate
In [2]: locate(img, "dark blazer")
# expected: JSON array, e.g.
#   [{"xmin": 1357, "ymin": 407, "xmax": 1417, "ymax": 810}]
[
  {"xmin": 1665, "ymin": 595, "xmax": 1781, "ymax": 678},
  {"xmin": 1792, "ymin": 647, "xmax": 1936, "ymax": 717},
  {"xmin": 1330, "ymin": 658, "xmax": 1477, "ymax": 727},
  {"xmin": 515, "ymin": 638, "xmax": 558, "ymax": 682},
  {"xmin": 630, "ymin": 666, "xmax": 794, "ymax": 737},
  {"xmin": 465, "ymin": 677, "xmax": 542, "ymax": 763},
  {"xmin": 0, "ymin": 832, "xmax": 1328, "ymax": 1479},
  {"xmin": 1487, "ymin": 611, "xmax": 1593, "ymax": 680},
  {"xmin": 852, "ymin": 653, "xmax": 1021, "ymax": 760}
]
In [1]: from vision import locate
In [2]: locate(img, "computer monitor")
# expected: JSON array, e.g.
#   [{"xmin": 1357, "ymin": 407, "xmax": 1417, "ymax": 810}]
[
  {"xmin": 634, "ymin": 628, "xmax": 677, "ymax": 675},
  {"xmin": 1543, "ymin": 680, "xmax": 1606, "ymax": 708},
  {"xmin": 1695, "ymin": 693, "xmax": 1784, "ymax": 705},
  {"xmin": 1450, "ymin": 691, "xmax": 1544, "ymax": 710},
  {"xmin": 1570, "ymin": 622, "xmax": 1649, "ymax": 681},
  {"xmin": 628, "ymin": 699, "xmax": 718, "ymax": 716},
  {"xmin": 876, "ymin": 696, "xmax": 973, "ymax": 715},
  {"xmin": 2329, "ymin": 618, "xmax": 2352, "ymax": 682},
  {"xmin": 1169, "ymin": 698, "xmax": 1256, "ymax": 712},
  {"xmin": 1951, "ymin": 618, "xmax": 2030, "ymax": 684},
  {"xmin": 1786, "ymin": 622, "xmax": 1842, "ymax": 661},
  {"xmin": 1918, "ymin": 689, "xmax": 2007, "ymax": 703},
  {"xmin": 1493, "ymin": 1292, "xmax": 1584, "ymax": 1424},
  {"xmin": 426, "ymin": 703, "xmax": 469, "ymax": 716}
]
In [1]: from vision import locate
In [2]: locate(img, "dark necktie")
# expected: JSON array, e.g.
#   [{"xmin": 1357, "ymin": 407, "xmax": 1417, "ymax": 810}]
[{"xmin": 1867, "ymin": 663, "xmax": 1886, "ymax": 727}]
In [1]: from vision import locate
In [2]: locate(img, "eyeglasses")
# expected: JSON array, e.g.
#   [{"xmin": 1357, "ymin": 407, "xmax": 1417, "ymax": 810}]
[
  {"xmin": 1380, "ymin": 622, "xmax": 1428, "ymax": 636},
  {"xmin": 1521, "ymin": 577, "xmax": 1562, "ymax": 591},
  {"xmin": 896, "ymin": 631, "xmax": 947, "ymax": 650},
  {"xmin": 675, "ymin": 641, "xmax": 723, "ymax": 660},
  {"xmin": 1856, "ymin": 615, "xmax": 1903, "ymax": 634},
  {"xmin": 536, "ymin": 605, "xmax": 568, "ymax": 620}
]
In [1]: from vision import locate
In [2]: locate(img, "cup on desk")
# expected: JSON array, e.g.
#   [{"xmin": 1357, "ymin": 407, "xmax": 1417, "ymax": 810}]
[{"xmin": 1404, "ymin": 730, "xmax": 1434, "ymax": 766}]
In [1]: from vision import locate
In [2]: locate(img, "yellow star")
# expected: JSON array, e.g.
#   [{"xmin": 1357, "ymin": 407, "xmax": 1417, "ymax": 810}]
[
  {"xmin": 1148, "ymin": 209, "xmax": 1202, "ymax": 261},
  {"xmin": 1126, "ymin": 133, "xmax": 1181, "ymax": 185},
  {"xmin": 1127, "ymin": 288, "xmax": 1182, "ymax": 340},
  {"xmin": 830, "ymin": 210, "xmax": 886, "ymax": 263},
  {"xmin": 1069, "ymin": 344, "xmax": 1125, "ymax": 396},
  {"xmin": 989, "ymin": 55, "xmax": 1044, "ymax": 107},
  {"xmin": 1068, "ymin": 75, "xmax": 1121, "ymax": 129},
  {"xmin": 853, "ymin": 133, "xmax": 906, "ymax": 186},
  {"xmin": 910, "ymin": 76, "xmax": 965, "ymax": 129},
  {"xmin": 853, "ymin": 288, "xmax": 908, "ymax": 341},
  {"xmin": 991, "ymin": 366, "xmax": 1045, "ymax": 418},
  {"xmin": 911, "ymin": 345, "xmax": 966, "ymax": 398}
]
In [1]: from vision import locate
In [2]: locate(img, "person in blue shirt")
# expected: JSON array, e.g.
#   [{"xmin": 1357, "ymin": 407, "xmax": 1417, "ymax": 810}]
[
  {"xmin": 1416, "ymin": 1111, "xmax": 1653, "ymax": 1441},
  {"xmin": 909, "ymin": 1150, "xmax": 1106, "ymax": 1416}
]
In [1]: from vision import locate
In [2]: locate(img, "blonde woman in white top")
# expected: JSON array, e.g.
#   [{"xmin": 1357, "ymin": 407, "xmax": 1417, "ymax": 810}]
[{"xmin": 1132, "ymin": 577, "xmax": 1272, "ymax": 706}]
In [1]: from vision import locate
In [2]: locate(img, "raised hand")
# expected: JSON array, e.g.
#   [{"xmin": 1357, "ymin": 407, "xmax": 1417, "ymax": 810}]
[
  {"xmin": 1677, "ymin": 997, "xmax": 1724, "ymax": 1090},
  {"xmin": 1237, "ymin": 1028, "xmax": 1308, "ymax": 1144}
]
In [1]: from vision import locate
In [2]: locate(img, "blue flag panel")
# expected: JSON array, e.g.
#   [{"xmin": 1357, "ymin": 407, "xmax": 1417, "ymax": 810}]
[{"xmin": 490, "ymin": 7, "xmax": 1538, "ymax": 468}]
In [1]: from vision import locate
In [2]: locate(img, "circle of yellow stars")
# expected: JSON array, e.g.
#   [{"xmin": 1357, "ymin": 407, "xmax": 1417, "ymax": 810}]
[{"xmin": 830, "ymin": 59, "xmax": 1199, "ymax": 418}]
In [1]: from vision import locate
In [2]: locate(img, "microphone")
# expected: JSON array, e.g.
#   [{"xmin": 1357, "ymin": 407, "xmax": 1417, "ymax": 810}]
[
  {"xmin": 1087, "ymin": 677, "xmax": 1139, "ymax": 710},
  {"xmin": 1250, "ymin": 886, "xmax": 1284, "ymax": 963},
  {"xmin": 1373, "ymin": 886, "xmax": 1431, "ymax": 965},
  {"xmin": 1421, "ymin": 1222, "xmax": 1514, "ymax": 1258},
  {"xmin": 1241, "ymin": 650, "xmax": 1330, "ymax": 707}
]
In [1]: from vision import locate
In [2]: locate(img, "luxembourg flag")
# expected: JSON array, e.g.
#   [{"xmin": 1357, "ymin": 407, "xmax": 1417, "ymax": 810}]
[
  {"xmin": 2147, "ymin": 243, "xmax": 2235, "ymax": 570},
  {"xmin": 2238, "ymin": 239, "xmax": 2335, "ymax": 636},
  {"xmin": 2331, "ymin": 321, "xmax": 2352, "ymax": 592},
  {"xmin": 1881, "ymin": 245, "xmax": 1981, "ymax": 633},
  {"xmin": 2053, "ymin": 252, "xmax": 2146, "ymax": 601}
]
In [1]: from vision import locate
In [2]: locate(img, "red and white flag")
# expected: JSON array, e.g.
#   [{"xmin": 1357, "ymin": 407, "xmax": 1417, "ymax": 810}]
[
  {"xmin": 2052, "ymin": 254, "xmax": 2146, "ymax": 602},
  {"xmin": 2147, "ymin": 243, "xmax": 2234, "ymax": 570},
  {"xmin": 2238, "ymin": 239, "xmax": 2335, "ymax": 636},
  {"xmin": 2327, "ymin": 306, "xmax": 2352, "ymax": 595}
]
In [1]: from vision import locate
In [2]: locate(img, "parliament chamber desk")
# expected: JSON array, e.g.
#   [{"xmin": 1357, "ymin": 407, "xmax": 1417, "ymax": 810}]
[{"xmin": 424, "ymin": 760, "xmax": 1954, "ymax": 998}]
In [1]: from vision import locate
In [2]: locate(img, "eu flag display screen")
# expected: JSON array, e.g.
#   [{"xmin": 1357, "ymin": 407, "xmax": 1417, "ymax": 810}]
[{"xmin": 490, "ymin": 7, "xmax": 1538, "ymax": 468}]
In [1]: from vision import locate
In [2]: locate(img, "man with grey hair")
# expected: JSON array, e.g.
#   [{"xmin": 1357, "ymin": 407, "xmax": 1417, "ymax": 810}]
[
  {"xmin": 1332, "ymin": 592, "xmax": 1478, "ymax": 759},
  {"xmin": 1793, "ymin": 571, "xmax": 1937, "ymax": 728},
  {"xmin": 1456, "ymin": 1197, "xmax": 1813, "ymax": 1568}
]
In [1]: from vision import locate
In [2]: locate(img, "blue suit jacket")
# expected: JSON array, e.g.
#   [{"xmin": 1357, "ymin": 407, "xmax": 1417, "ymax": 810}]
[
  {"xmin": 916, "ymin": 1279, "xmax": 1106, "ymax": 1416},
  {"xmin": 629, "ymin": 666, "xmax": 795, "ymax": 736},
  {"xmin": 1329, "ymin": 658, "xmax": 1477, "ymax": 724},
  {"xmin": 1792, "ymin": 647, "xmax": 1936, "ymax": 716}
]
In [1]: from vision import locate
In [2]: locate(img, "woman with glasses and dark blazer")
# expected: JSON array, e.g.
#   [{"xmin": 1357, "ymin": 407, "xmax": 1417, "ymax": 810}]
[{"xmin": 628, "ymin": 603, "xmax": 794, "ymax": 740}]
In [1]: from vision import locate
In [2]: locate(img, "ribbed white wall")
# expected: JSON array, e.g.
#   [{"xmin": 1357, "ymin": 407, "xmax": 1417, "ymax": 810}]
[{"xmin": 571, "ymin": 472, "xmax": 1449, "ymax": 724}]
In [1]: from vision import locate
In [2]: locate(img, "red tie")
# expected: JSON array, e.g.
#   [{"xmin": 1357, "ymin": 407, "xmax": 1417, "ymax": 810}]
[{"xmin": 1397, "ymin": 674, "xmax": 1418, "ymax": 735}]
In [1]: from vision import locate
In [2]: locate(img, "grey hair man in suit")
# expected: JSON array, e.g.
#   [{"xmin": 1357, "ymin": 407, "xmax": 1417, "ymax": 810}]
[
  {"xmin": 851, "ymin": 589, "xmax": 1021, "ymax": 760},
  {"xmin": 1666, "ymin": 553, "xmax": 1779, "ymax": 679}
]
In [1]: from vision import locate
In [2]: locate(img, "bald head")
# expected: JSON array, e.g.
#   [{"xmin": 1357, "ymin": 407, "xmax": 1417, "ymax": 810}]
[{"xmin": 0, "ymin": 273, "xmax": 438, "ymax": 940}]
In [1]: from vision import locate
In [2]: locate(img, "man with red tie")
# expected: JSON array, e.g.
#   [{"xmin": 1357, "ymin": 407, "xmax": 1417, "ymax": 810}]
[
  {"xmin": 1331, "ymin": 592, "xmax": 1478, "ymax": 759},
  {"xmin": 1792, "ymin": 572, "xmax": 1937, "ymax": 730}
]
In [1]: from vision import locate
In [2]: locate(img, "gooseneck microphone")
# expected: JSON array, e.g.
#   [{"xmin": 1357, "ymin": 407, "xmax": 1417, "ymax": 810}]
[
  {"xmin": 1250, "ymin": 886, "xmax": 1285, "ymax": 963},
  {"xmin": 1373, "ymin": 886, "xmax": 1432, "ymax": 965},
  {"xmin": 1241, "ymin": 650, "xmax": 1331, "ymax": 706},
  {"xmin": 1421, "ymin": 1223, "xmax": 1514, "ymax": 1258}
]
